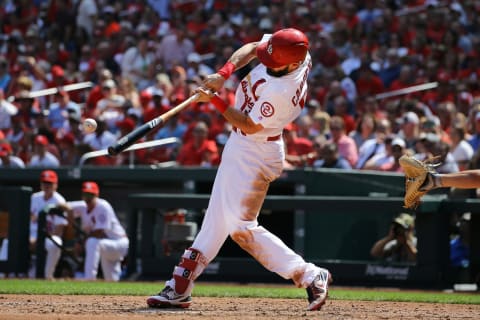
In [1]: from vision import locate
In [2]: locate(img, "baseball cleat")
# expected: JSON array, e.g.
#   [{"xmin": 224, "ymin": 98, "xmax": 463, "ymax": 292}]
[
  {"xmin": 306, "ymin": 269, "xmax": 332, "ymax": 311},
  {"xmin": 147, "ymin": 286, "xmax": 192, "ymax": 308}
]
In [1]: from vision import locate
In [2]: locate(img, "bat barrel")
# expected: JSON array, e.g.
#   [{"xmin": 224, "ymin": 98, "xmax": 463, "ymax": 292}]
[
  {"xmin": 107, "ymin": 93, "xmax": 199, "ymax": 156},
  {"xmin": 107, "ymin": 121, "xmax": 156, "ymax": 155}
]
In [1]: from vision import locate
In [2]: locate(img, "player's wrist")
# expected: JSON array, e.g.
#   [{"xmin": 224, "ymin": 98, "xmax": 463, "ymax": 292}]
[
  {"xmin": 217, "ymin": 61, "xmax": 235, "ymax": 80},
  {"xmin": 211, "ymin": 94, "xmax": 228, "ymax": 113}
]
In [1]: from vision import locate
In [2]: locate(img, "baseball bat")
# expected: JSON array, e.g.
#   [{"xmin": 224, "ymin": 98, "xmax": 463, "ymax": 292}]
[
  {"xmin": 7, "ymin": 81, "xmax": 93, "ymax": 102},
  {"xmin": 107, "ymin": 93, "xmax": 200, "ymax": 155},
  {"xmin": 374, "ymin": 82, "xmax": 438, "ymax": 100}
]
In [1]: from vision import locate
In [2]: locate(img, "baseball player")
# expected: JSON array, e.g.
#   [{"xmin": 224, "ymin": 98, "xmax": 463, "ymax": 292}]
[
  {"xmin": 30, "ymin": 170, "xmax": 68, "ymax": 279},
  {"xmin": 147, "ymin": 28, "xmax": 331, "ymax": 311},
  {"xmin": 58, "ymin": 182, "xmax": 129, "ymax": 281}
]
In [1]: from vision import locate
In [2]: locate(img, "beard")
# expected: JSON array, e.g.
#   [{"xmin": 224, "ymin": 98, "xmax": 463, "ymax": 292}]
[{"xmin": 266, "ymin": 66, "xmax": 290, "ymax": 77}]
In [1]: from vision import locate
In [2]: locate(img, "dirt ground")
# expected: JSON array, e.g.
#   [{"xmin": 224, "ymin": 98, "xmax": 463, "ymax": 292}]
[{"xmin": 0, "ymin": 294, "xmax": 479, "ymax": 320}]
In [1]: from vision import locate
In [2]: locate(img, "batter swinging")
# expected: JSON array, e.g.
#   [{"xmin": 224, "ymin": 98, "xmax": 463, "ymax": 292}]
[{"xmin": 147, "ymin": 28, "xmax": 331, "ymax": 311}]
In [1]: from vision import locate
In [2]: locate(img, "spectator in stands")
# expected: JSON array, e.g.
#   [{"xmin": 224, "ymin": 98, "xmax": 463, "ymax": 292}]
[
  {"xmin": 0, "ymin": 142, "xmax": 25, "ymax": 168},
  {"xmin": 313, "ymin": 142, "xmax": 352, "ymax": 170},
  {"xmin": 283, "ymin": 123, "xmax": 315, "ymax": 167},
  {"xmin": 0, "ymin": 57, "xmax": 11, "ymax": 91},
  {"xmin": 388, "ymin": 64, "xmax": 414, "ymax": 92},
  {"xmin": 450, "ymin": 212, "xmax": 470, "ymax": 271},
  {"xmin": 83, "ymin": 117, "xmax": 116, "ymax": 152},
  {"xmin": 329, "ymin": 116, "xmax": 358, "ymax": 167},
  {"xmin": 28, "ymin": 135, "xmax": 60, "ymax": 168},
  {"xmin": 186, "ymin": 52, "xmax": 213, "ymax": 82},
  {"xmin": 332, "ymin": 95, "xmax": 355, "ymax": 134},
  {"xmin": 86, "ymin": 68, "xmax": 113, "ymax": 117},
  {"xmin": 0, "ymin": 89, "xmax": 17, "ymax": 135},
  {"xmin": 468, "ymin": 112, "xmax": 480, "ymax": 152},
  {"xmin": 310, "ymin": 111, "xmax": 331, "ymax": 141},
  {"xmin": 118, "ymin": 77, "xmax": 141, "ymax": 110},
  {"xmin": 176, "ymin": 121, "xmax": 218, "ymax": 167},
  {"xmin": 76, "ymin": 0, "xmax": 99, "ymax": 40},
  {"xmin": 379, "ymin": 137, "xmax": 407, "ymax": 172},
  {"xmin": 378, "ymin": 49, "xmax": 403, "ymax": 89},
  {"xmin": 295, "ymin": 114, "xmax": 314, "ymax": 140},
  {"xmin": 356, "ymin": 118, "xmax": 391, "ymax": 170},
  {"xmin": 121, "ymin": 35, "xmax": 156, "ymax": 90},
  {"xmin": 156, "ymin": 26, "xmax": 195, "ymax": 72},
  {"xmin": 363, "ymin": 135, "xmax": 394, "ymax": 171},
  {"xmin": 450, "ymin": 125, "xmax": 474, "ymax": 171},
  {"xmin": 430, "ymin": 141, "xmax": 459, "ymax": 174},
  {"xmin": 94, "ymin": 79, "xmax": 126, "ymax": 133},
  {"xmin": 47, "ymin": 91, "xmax": 81, "ymax": 131},
  {"xmin": 397, "ymin": 111, "xmax": 420, "ymax": 150},
  {"xmin": 349, "ymin": 113, "xmax": 377, "ymax": 150},
  {"xmin": 370, "ymin": 213, "xmax": 417, "ymax": 263},
  {"xmin": 353, "ymin": 61, "xmax": 385, "ymax": 99},
  {"xmin": 56, "ymin": 133, "xmax": 78, "ymax": 166}
]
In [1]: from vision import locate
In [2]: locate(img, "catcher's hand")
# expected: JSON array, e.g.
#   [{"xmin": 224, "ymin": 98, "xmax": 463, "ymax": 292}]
[{"xmin": 399, "ymin": 154, "xmax": 440, "ymax": 209}]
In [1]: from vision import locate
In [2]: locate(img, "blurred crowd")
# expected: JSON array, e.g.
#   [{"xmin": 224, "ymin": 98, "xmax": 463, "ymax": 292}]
[{"xmin": 1, "ymin": 0, "xmax": 480, "ymax": 172}]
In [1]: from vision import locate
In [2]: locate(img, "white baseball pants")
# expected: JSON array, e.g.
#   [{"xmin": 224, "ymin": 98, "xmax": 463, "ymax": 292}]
[
  {"xmin": 84, "ymin": 237, "xmax": 129, "ymax": 281},
  {"xmin": 44, "ymin": 235, "xmax": 63, "ymax": 279},
  {"xmin": 191, "ymin": 133, "xmax": 322, "ymax": 288}
]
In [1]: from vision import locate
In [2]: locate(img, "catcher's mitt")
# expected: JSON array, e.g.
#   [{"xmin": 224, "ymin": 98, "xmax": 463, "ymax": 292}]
[{"xmin": 399, "ymin": 154, "xmax": 439, "ymax": 209}]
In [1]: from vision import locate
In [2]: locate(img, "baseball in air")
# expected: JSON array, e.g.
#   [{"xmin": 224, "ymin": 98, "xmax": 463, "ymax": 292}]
[{"xmin": 83, "ymin": 118, "xmax": 97, "ymax": 133}]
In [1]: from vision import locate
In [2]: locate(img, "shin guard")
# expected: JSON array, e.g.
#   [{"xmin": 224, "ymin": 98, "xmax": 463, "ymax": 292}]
[{"xmin": 173, "ymin": 248, "xmax": 208, "ymax": 294}]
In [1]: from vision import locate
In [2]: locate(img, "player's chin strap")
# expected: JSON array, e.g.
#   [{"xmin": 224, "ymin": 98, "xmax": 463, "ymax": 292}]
[{"xmin": 173, "ymin": 247, "xmax": 208, "ymax": 294}]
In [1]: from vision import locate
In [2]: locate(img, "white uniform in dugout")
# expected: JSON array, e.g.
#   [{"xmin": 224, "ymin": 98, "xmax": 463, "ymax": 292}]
[
  {"xmin": 69, "ymin": 198, "xmax": 129, "ymax": 281},
  {"xmin": 30, "ymin": 170, "xmax": 68, "ymax": 279}
]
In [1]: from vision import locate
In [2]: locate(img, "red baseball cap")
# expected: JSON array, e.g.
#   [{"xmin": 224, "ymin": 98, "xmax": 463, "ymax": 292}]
[
  {"xmin": 116, "ymin": 117, "xmax": 135, "ymax": 131},
  {"xmin": 40, "ymin": 170, "xmax": 58, "ymax": 183},
  {"xmin": 82, "ymin": 181, "xmax": 99, "ymax": 196},
  {"xmin": 35, "ymin": 135, "xmax": 49, "ymax": 146},
  {"xmin": 51, "ymin": 65, "xmax": 65, "ymax": 77},
  {"xmin": 256, "ymin": 28, "xmax": 309, "ymax": 68},
  {"xmin": 0, "ymin": 143, "xmax": 11, "ymax": 157}
]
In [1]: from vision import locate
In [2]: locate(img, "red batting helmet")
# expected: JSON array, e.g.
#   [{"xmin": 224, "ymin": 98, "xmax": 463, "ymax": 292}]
[{"xmin": 256, "ymin": 28, "xmax": 309, "ymax": 68}]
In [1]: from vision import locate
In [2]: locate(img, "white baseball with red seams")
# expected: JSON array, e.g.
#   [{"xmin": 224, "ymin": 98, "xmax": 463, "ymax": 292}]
[{"xmin": 83, "ymin": 118, "xmax": 97, "ymax": 133}]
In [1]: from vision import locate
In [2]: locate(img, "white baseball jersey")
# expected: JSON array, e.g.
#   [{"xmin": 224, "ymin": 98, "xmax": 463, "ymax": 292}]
[
  {"xmin": 30, "ymin": 191, "xmax": 67, "ymax": 239},
  {"xmin": 233, "ymin": 53, "xmax": 311, "ymax": 142},
  {"xmin": 68, "ymin": 199, "xmax": 126, "ymax": 239}
]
